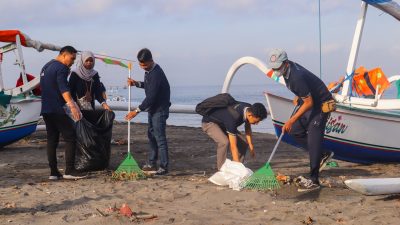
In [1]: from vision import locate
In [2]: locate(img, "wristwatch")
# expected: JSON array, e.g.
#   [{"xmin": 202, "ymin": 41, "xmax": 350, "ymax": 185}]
[{"xmin": 134, "ymin": 108, "xmax": 141, "ymax": 113}]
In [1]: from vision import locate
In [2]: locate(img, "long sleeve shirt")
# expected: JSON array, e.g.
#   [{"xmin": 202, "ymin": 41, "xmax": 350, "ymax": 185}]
[
  {"xmin": 135, "ymin": 64, "xmax": 171, "ymax": 113},
  {"xmin": 68, "ymin": 72, "xmax": 106, "ymax": 109}
]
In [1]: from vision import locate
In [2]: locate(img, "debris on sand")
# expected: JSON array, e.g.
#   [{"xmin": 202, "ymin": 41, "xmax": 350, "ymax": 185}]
[{"xmin": 300, "ymin": 216, "xmax": 314, "ymax": 225}]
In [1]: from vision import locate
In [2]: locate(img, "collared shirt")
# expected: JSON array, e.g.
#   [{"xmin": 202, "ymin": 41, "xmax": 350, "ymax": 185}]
[
  {"xmin": 243, "ymin": 107, "xmax": 249, "ymax": 121},
  {"xmin": 202, "ymin": 102, "xmax": 251, "ymax": 135},
  {"xmin": 283, "ymin": 60, "xmax": 332, "ymax": 109}
]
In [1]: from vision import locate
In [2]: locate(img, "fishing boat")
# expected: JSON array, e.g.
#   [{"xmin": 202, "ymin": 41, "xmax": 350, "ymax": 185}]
[
  {"xmin": 221, "ymin": 1, "xmax": 400, "ymax": 163},
  {"xmin": 0, "ymin": 30, "xmax": 60, "ymax": 146}
]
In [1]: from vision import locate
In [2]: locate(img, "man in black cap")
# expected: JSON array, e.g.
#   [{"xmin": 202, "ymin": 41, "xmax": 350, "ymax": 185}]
[{"xmin": 268, "ymin": 49, "xmax": 334, "ymax": 192}]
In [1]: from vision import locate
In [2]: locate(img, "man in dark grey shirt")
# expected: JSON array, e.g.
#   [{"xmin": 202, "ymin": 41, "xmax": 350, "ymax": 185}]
[
  {"xmin": 201, "ymin": 102, "xmax": 267, "ymax": 170},
  {"xmin": 268, "ymin": 49, "xmax": 334, "ymax": 192}
]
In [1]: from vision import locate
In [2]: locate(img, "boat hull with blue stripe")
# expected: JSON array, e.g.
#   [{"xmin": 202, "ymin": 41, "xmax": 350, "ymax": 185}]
[
  {"xmin": 0, "ymin": 97, "xmax": 41, "ymax": 147},
  {"xmin": 265, "ymin": 92, "xmax": 400, "ymax": 163}
]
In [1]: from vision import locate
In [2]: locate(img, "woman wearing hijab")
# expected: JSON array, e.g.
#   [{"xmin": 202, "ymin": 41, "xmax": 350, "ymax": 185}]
[{"xmin": 69, "ymin": 51, "xmax": 111, "ymax": 111}]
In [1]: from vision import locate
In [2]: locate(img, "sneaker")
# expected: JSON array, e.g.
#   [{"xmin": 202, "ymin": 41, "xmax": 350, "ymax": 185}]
[
  {"xmin": 142, "ymin": 164, "xmax": 157, "ymax": 173},
  {"xmin": 297, "ymin": 178, "xmax": 320, "ymax": 192},
  {"xmin": 319, "ymin": 151, "xmax": 334, "ymax": 172},
  {"xmin": 49, "ymin": 170, "xmax": 63, "ymax": 180},
  {"xmin": 154, "ymin": 167, "xmax": 168, "ymax": 176},
  {"xmin": 63, "ymin": 169, "xmax": 88, "ymax": 180}
]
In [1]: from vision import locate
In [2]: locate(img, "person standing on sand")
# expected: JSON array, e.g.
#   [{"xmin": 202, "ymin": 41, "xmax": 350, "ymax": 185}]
[
  {"xmin": 200, "ymin": 101, "xmax": 267, "ymax": 170},
  {"xmin": 40, "ymin": 46, "xmax": 87, "ymax": 180},
  {"xmin": 125, "ymin": 48, "xmax": 171, "ymax": 176},
  {"xmin": 267, "ymin": 49, "xmax": 334, "ymax": 192}
]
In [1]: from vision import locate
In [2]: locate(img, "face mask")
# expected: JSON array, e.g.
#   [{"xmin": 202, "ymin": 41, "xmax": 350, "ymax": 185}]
[{"xmin": 273, "ymin": 63, "xmax": 286, "ymax": 77}]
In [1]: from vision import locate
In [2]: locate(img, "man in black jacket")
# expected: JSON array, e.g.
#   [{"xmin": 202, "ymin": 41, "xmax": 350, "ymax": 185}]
[{"xmin": 125, "ymin": 48, "xmax": 171, "ymax": 175}]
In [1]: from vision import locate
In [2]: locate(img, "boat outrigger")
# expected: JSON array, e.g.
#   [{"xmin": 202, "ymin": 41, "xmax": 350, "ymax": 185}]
[{"xmin": 222, "ymin": 0, "xmax": 400, "ymax": 163}]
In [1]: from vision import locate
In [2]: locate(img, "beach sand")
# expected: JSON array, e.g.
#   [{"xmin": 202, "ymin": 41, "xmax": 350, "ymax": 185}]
[{"xmin": 1, "ymin": 122, "xmax": 400, "ymax": 225}]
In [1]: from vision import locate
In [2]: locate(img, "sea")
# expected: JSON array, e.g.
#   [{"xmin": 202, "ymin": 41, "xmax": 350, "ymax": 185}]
[
  {"xmin": 107, "ymin": 83, "xmax": 294, "ymax": 134},
  {"xmin": 106, "ymin": 83, "xmax": 398, "ymax": 134}
]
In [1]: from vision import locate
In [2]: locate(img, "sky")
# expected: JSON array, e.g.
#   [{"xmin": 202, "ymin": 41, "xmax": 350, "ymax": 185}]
[{"xmin": 1, "ymin": 0, "xmax": 399, "ymax": 89}]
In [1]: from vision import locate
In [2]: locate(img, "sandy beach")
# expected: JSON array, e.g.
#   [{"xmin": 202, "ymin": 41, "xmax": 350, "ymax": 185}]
[{"xmin": 1, "ymin": 122, "xmax": 400, "ymax": 225}]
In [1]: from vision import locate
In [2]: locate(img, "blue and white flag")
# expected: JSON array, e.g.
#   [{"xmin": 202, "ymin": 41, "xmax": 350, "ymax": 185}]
[{"xmin": 362, "ymin": 0, "xmax": 400, "ymax": 20}]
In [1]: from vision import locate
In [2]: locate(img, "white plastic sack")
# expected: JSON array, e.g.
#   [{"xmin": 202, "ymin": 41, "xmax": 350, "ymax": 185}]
[{"xmin": 208, "ymin": 159, "xmax": 253, "ymax": 191}]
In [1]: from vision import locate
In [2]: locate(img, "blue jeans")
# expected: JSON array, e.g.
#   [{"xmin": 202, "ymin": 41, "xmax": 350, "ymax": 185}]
[{"xmin": 147, "ymin": 108, "xmax": 169, "ymax": 169}]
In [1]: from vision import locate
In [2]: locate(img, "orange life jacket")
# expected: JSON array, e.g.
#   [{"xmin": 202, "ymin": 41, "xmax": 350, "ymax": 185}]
[{"xmin": 352, "ymin": 66, "xmax": 390, "ymax": 96}]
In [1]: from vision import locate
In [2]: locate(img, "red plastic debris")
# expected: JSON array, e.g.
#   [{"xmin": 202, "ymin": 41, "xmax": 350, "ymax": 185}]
[{"xmin": 119, "ymin": 203, "xmax": 133, "ymax": 217}]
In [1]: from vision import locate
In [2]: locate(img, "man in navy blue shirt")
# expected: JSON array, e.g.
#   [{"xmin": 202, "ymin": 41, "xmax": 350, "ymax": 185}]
[
  {"xmin": 41, "ymin": 46, "xmax": 86, "ymax": 180},
  {"xmin": 125, "ymin": 48, "xmax": 171, "ymax": 175},
  {"xmin": 201, "ymin": 102, "xmax": 267, "ymax": 170},
  {"xmin": 268, "ymin": 49, "xmax": 334, "ymax": 192}
]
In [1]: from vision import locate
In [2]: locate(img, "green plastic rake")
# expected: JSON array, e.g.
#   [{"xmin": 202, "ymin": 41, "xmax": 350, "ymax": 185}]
[
  {"xmin": 112, "ymin": 62, "xmax": 146, "ymax": 180},
  {"xmin": 112, "ymin": 152, "xmax": 146, "ymax": 180},
  {"xmin": 240, "ymin": 132, "xmax": 284, "ymax": 191}
]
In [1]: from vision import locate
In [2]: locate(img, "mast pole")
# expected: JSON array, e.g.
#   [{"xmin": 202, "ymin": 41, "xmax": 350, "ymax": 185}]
[{"xmin": 341, "ymin": 2, "xmax": 368, "ymax": 96}]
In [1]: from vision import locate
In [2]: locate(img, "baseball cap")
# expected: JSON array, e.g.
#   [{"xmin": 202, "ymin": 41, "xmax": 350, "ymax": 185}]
[{"xmin": 268, "ymin": 49, "xmax": 288, "ymax": 69}]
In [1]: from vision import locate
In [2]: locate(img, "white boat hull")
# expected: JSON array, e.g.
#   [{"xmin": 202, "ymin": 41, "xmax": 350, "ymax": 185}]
[
  {"xmin": 265, "ymin": 92, "xmax": 400, "ymax": 163},
  {"xmin": 0, "ymin": 97, "xmax": 41, "ymax": 146}
]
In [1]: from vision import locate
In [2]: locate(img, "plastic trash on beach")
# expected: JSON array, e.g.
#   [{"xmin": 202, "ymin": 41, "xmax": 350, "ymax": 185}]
[{"xmin": 208, "ymin": 159, "xmax": 253, "ymax": 191}]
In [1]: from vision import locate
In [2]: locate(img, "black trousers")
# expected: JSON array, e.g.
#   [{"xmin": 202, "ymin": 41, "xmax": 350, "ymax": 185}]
[
  {"xmin": 289, "ymin": 108, "xmax": 329, "ymax": 184},
  {"xmin": 42, "ymin": 113, "xmax": 76, "ymax": 172}
]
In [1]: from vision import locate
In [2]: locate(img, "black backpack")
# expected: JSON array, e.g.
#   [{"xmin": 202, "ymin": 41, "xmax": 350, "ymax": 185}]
[{"xmin": 195, "ymin": 93, "xmax": 239, "ymax": 116}]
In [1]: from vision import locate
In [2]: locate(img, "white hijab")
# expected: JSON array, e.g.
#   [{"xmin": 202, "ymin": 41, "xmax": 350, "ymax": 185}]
[{"xmin": 74, "ymin": 51, "xmax": 98, "ymax": 81}]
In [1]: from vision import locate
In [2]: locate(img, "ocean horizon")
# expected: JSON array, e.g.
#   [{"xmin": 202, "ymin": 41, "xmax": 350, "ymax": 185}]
[
  {"xmin": 107, "ymin": 83, "xmax": 294, "ymax": 134},
  {"xmin": 107, "ymin": 82, "xmax": 398, "ymax": 135}
]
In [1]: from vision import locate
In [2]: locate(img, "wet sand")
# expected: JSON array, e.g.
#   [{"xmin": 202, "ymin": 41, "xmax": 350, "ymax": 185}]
[{"xmin": 1, "ymin": 122, "xmax": 400, "ymax": 225}]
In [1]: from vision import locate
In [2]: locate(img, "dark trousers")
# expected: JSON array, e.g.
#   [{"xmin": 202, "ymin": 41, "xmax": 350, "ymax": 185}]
[
  {"xmin": 289, "ymin": 109, "xmax": 329, "ymax": 184},
  {"xmin": 43, "ymin": 113, "xmax": 76, "ymax": 172},
  {"xmin": 147, "ymin": 108, "xmax": 169, "ymax": 170}
]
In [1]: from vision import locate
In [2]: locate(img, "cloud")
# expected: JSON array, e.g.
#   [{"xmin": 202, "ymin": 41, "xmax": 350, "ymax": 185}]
[
  {"xmin": 0, "ymin": 0, "xmax": 117, "ymax": 27},
  {"xmin": 0, "ymin": 0, "xmax": 358, "ymax": 28}
]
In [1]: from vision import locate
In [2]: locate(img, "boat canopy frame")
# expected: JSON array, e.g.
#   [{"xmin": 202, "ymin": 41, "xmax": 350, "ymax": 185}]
[{"xmin": 222, "ymin": 1, "xmax": 400, "ymax": 110}]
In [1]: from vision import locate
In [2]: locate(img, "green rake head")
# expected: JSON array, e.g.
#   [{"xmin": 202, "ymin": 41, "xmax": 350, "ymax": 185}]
[
  {"xmin": 240, "ymin": 163, "xmax": 280, "ymax": 191},
  {"xmin": 112, "ymin": 153, "xmax": 146, "ymax": 180}
]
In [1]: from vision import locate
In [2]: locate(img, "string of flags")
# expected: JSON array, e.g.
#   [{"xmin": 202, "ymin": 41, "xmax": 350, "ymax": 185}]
[{"xmin": 95, "ymin": 56, "xmax": 128, "ymax": 68}]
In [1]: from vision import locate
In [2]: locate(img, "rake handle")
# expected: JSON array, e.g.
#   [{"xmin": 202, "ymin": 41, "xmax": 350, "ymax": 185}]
[
  {"xmin": 266, "ymin": 132, "xmax": 284, "ymax": 164},
  {"xmin": 266, "ymin": 104, "xmax": 299, "ymax": 164},
  {"xmin": 127, "ymin": 62, "xmax": 132, "ymax": 154}
]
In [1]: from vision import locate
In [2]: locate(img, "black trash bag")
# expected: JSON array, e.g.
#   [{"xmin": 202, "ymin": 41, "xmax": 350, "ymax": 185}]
[{"xmin": 75, "ymin": 110, "xmax": 115, "ymax": 172}]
